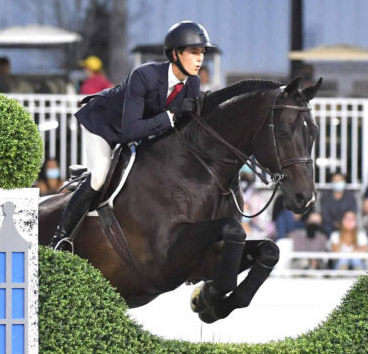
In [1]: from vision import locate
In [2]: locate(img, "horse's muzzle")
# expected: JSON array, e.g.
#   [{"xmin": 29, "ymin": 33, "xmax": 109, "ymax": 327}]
[{"xmin": 283, "ymin": 187, "xmax": 316, "ymax": 214}]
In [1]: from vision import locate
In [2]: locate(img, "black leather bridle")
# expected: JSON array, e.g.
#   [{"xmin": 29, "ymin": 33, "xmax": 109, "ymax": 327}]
[{"xmin": 177, "ymin": 87, "xmax": 313, "ymax": 218}]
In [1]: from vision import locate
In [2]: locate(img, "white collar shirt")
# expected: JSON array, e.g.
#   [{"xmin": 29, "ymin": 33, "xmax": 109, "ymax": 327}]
[
  {"xmin": 167, "ymin": 63, "xmax": 187, "ymax": 97},
  {"xmin": 166, "ymin": 63, "xmax": 187, "ymax": 126}
]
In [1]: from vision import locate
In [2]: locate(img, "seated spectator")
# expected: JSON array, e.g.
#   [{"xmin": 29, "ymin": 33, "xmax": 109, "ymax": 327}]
[
  {"xmin": 362, "ymin": 185, "xmax": 368, "ymax": 232},
  {"xmin": 329, "ymin": 210, "xmax": 368, "ymax": 270},
  {"xmin": 0, "ymin": 57, "xmax": 12, "ymax": 93},
  {"xmin": 239, "ymin": 164, "xmax": 256, "ymax": 198},
  {"xmin": 0, "ymin": 57, "xmax": 33, "ymax": 93},
  {"xmin": 272, "ymin": 194, "xmax": 305, "ymax": 240},
  {"xmin": 290, "ymin": 211, "xmax": 328, "ymax": 269},
  {"xmin": 320, "ymin": 172, "xmax": 357, "ymax": 236},
  {"xmin": 240, "ymin": 164, "xmax": 274, "ymax": 239},
  {"xmin": 199, "ymin": 65, "xmax": 213, "ymax": 91},
  {"xmin": 79, "ymin": 55, "xmax": 114, "ymax": 94},
  {"xmin": 35, "ymin": 158, "xmax": 64, "ymax": 196}
]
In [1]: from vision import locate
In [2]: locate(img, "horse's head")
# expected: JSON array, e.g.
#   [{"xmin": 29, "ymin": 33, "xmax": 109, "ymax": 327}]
[{"xmin": 253, "ymin": 77, "xmax": 322, "ymax": 213}]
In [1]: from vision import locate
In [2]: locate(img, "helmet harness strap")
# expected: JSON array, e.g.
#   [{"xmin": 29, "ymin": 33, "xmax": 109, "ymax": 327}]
[{"xmin": 174, "ymin": 49, "xmax": 193, "ymax": 77}]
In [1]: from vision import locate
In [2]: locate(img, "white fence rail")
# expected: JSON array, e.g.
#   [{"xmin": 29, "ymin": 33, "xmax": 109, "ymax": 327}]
[
  {"xmin": 8, "ymin": 94, "xmax": 84, "ymax": 181},
  {"xmin": 312, "ymin": 98, "xmax": 368, "ymax": 189},
  {"xmin": 7, "ymin": 94, "xmax": 368, "ymax": 188},
  {"xmin": 273, "ymin": 251, "xmax": 368, "ymax": 278}
]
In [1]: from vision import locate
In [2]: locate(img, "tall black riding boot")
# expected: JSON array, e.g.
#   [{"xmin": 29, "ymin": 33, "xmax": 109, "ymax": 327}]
[{"xmin": 50, "ymin": 175, "xmax": 99, "ymax": 251}]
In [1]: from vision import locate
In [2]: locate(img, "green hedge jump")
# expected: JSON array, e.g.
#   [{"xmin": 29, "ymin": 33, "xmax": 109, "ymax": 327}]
[{"xmin": 39, "ymin": 247, "xmax": 368, "ymax": 354}]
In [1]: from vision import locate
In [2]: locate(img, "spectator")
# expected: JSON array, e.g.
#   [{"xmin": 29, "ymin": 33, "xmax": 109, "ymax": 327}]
[
  {"xmin": 290, "ymin": 211, "xmax": 328, "ymax": 269},
  {"xmin": 35, "ymin": 158, "xmax": 64, "ymax": 196},
  {"xmin": 0, "ymin": 57, "xmax": 34, "ymax": 93},
  {"xmin": 79, "ymin": 55, "xmax": 114, "ymax": 94},
  {"xmin": 272, "ymin": 194, "xmax": 305, "ymax": 240},
  {"xmin": 320, "ymin": 172, "xmax": 357, "ymax": 236},
  {"xmin": 0, "ymin": 57, "xmax": 12, "ymax": 93},
  {"xmin": 239, "ymin": 163, "xmax": 256, "ymax": 197},
  {"xmin": 362, "ymin": 185, "xmax": 368, "ymax": 232},
  {"xmin": 198, "ymin": 65, "xmax": 212, "ymax": 91},
  {"xmin": 329, "ymin": 210, "xmax": 368, "ymax": 270},
  {"xmin": 240, "ymin": 164, "xmax": 274, "ymax": 239}
]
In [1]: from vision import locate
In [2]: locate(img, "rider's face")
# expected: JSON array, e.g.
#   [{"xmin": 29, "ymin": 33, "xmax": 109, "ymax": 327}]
[{"xmin": 174, "ymin": 47, "xmax": 205, "ymax": 77}]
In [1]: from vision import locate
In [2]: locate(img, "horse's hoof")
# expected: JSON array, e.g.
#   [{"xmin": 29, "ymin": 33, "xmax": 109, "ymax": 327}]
[
  {"xmin": 199, "ymin": 306, "xmax": 220, "ymax": 324},
  {"xmin": 190, "ymin": 283, "xmax": 205, "ymax": 313},
  {"xmin": 190, "ymin": 282, "xmax": 212, "ymax": 313}
]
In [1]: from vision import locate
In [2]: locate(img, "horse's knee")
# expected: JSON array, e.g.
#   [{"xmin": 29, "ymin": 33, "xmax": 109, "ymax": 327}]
[
  {"xmin": 221, "ymin": 218, "xmax": 246, "ymax": 243},
  {"xmin": 258, "ymin": 239, "xmax": 279, "ymax": 268}
]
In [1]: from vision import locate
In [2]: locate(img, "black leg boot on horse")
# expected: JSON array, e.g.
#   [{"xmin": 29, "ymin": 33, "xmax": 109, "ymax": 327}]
[
  {"xmin": 49, "ymin": 174, "xmax": 99, "ymax": 251},
  {"xmin": 191, "ymin": 219, "xmax": 246, "ymax": 323},
  {"xmin": 211, "ymin": 239, "xmax": 280, "ymax": 321}
]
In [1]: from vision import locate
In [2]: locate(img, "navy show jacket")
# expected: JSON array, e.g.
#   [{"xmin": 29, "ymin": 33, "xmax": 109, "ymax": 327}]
[{"xmin": 75, "ymin": 61, "xmax": 200, "ymax": 147}]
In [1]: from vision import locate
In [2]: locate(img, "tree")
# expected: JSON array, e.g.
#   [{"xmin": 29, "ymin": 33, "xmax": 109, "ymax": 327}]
[{"xmin": 108, "ymin": 0, "xmax": 130, "ymax": 83}]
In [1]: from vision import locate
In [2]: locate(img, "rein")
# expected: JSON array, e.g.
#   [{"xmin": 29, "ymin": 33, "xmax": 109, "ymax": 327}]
[{"xmin": 179, "ymin": 88, "xmax": 312, "ymax": 218}]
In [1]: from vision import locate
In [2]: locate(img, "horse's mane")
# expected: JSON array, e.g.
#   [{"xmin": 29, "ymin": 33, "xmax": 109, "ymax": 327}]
[
  {"xmin": 142, "ymin": 79, "xmax": 283, "ymax": 150},
  {"xmin": 171, "ymin": 79, "xmax": 283, "ymax": 160},
  {"xmin": 204, "ymin": 79, "xmax": 282, "ymax": 111}
]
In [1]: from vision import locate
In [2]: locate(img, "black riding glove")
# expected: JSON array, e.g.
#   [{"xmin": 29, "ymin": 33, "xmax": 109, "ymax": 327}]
[{"xmin": 170, "ymin": 97, "xmax": 197, "ymax": 121}]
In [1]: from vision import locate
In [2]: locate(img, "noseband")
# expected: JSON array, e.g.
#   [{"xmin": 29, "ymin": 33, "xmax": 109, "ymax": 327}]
[{"xmin": 179, "ymin": 87, "xmax": 313, "ymax": 218}]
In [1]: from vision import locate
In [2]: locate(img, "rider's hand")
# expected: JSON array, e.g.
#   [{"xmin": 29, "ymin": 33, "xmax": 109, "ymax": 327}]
[{"xmin": 170, "ymin": 97, "xmax": 197, "ymax": 121}]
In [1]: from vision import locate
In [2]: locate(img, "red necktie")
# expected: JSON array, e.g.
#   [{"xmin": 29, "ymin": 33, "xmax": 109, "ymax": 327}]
[{"xmin": 166, "ymin": 82, "xmax": 184, "ymax": 107}]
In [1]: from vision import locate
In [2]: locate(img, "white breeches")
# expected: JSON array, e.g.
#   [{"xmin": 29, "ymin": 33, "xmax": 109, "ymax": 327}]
[{"xmin": 83, "ymin": 127, "xmax": 112, "ymax": 191}]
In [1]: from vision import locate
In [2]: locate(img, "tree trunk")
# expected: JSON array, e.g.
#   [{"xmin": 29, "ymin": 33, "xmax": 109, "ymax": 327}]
[
  {"xmin": 108, "ymin": 0, "xmax": 130, "ymax": 84},
  {"xmin": 290, "ymin": 0, "xmax": 304, "ymax": 79}
]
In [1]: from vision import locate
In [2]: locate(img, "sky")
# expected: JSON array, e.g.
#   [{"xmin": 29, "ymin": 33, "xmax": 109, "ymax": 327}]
[{"xmin": 1, "ymin": 0, "xmax": 368, "ymax": 83}]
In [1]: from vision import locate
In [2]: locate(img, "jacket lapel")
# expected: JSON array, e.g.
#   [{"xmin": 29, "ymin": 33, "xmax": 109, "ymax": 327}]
[{"xmin": 157, "ymin": 62, "xmax": 169, "ymax": 109}]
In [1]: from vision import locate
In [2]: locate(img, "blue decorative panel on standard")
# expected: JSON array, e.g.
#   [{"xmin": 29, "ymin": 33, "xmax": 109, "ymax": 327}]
[
  {"xmin": 0, "ymin": 324, "xmax": 5, "ymax": 354},
  {"xmin": 12, "ymin": 253, "xmax": 24, "ymax": 283},
  {"xmin": 12, "ymin": 324, "xmax": 24, "ymax": 354},
  {"xmin": 12, "ymin": 289, "xmax": 24, "ymax": 320},
  {"xmin": 0, "ymin": 288, "xmax": 5, "ymax": 319},
  {"xmin": 0, "ymin": 253, "xmax": 5, "ymax": 283}
]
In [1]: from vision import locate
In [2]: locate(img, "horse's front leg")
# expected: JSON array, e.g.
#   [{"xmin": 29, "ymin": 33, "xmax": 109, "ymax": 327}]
[
  {"xmin": 200, "ymin": 239, "xmax": 280, "ymax": 323},
  {"xmin": 166, "ymin": 217, "xmax": 246, "ymax": 288},
  {"xmin": 168, "ymin": 218, "xmax": 247, "ymax": 315}
]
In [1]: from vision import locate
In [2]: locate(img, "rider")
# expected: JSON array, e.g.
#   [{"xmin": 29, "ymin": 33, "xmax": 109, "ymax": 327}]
[{"xmin": 50, "ymin": 21, "xmax": 215, "ymax": 250}]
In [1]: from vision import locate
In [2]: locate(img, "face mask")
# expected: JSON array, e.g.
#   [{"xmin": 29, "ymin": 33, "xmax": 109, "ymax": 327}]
[
  {"xmin": 332, "ymin": 181, "xmax": 346, "ymax": 192},
  {"xmin": 46, "ymin": 168, "xmax": 60, "ymax": 179},
  {"xmin": 306, "ymin": 223, "xmax": 320, "ymax": 239},
  {"xmin": 240, "ymin": 164, "xmax": 253, "ymax": 175}
]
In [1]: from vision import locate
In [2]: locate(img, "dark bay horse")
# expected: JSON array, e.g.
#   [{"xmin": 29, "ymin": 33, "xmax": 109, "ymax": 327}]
[{"xmin": 39, "ymin": 77, "xmax": 322, "ymax": 323}]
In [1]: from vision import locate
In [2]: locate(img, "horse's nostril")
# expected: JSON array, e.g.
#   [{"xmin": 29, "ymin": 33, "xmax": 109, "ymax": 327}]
[
  {"xmin": 296, "ymin": 192, "xmax": 315, "ymax": 208},
  {"xmin": 296, "ymin": 192, "xmax": 308, "ymax": 205}
]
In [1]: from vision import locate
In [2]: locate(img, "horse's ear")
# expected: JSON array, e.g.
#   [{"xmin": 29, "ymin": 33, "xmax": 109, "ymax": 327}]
[
  {"xmin": 284, "ymin": 76, "xmax": 303, "ymax": 95},
  {"xmin": 302, "ymin": 77, "xmax": 323, "ymax": 101}
]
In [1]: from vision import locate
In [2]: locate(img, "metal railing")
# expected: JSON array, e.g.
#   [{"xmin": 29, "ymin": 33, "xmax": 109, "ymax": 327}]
[
  {"xmin": 273, "ymin": 251, "xmax": 368, "ymax": 278},
  {"xmin": 312, "ymin": 98, "xmax": 368, "ymax": 189},
  {"xmin": 7, "ymin": 93, "xmax": 84, "ymax": 180},
  {"xmin": 7, "ymin": 94, "xmax": 368, "ymax": 188}
]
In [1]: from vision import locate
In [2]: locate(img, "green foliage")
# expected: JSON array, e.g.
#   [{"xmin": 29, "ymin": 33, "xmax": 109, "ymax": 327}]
[
  {"xmin": 39, "ymin": 246, "xmax": 368, "ymax": 353},
  {"xmin": 0, "ymin": 94, "xmax": 43, "ymax": 188},
  {"xmin": 39, "ymin": 247, "xmax": 162, "ymax": 354}
]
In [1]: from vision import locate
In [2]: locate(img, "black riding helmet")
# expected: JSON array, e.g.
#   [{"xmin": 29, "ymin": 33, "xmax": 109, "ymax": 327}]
[{"xmin": 164, "ymin": 21, "xmax": 215, "ymax": 76}]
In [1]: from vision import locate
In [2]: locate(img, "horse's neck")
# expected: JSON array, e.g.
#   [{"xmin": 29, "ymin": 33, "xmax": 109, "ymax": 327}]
[{"xmin": 203, "ymin": 92, "xmax": 271, "ymax": 158}]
